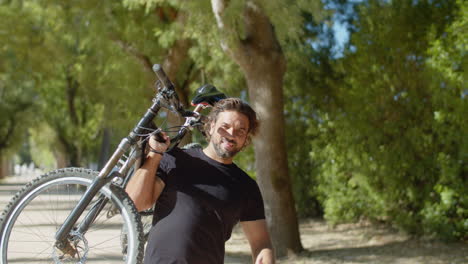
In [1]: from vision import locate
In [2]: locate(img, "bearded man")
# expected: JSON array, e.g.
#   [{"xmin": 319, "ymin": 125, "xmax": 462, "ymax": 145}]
[{"xmin": 126, "ymin": 98, "xmax": 275, "ymax": 264}]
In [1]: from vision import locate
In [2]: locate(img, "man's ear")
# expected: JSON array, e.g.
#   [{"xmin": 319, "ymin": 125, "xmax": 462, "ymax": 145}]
[
  {"xmin": 240, "ymin": 135, "xmax": 251, "ymax": 151},
  {"xmin": 209, "ymin": 121, "xmax": 216, "ymax": 136}
]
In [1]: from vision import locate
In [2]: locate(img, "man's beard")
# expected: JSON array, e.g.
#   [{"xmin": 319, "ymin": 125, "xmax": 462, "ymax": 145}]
[{"xmin": 213, "ymin": 137, "xmax": 240, "ymax": 159}]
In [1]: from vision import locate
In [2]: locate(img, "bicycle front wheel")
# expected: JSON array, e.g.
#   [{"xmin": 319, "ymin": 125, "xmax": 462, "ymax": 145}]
[{"xmin": 0, "ymin": 168, "xmax": 144, "ymax": 263}]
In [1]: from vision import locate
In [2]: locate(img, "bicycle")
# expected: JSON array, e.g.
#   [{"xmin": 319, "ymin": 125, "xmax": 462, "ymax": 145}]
[{"xmin": 0, "ymin": 64, "xmax": 226, "ymax": 263}]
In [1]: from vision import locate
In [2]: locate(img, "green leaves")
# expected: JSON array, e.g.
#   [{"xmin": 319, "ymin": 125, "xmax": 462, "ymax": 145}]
[
  {"xmin": 0, "ymin": 4, "xmax": 39, "ymax": 156},
  {"xmin": 302, "ymin": 0, "xmax": 467, "ymax": 240},
  {"xmin": 0, "ymin": 0, "xmax": 157, "ymax": 166},
  {"xmin": 2, "ymin": 0, "xmax": 465, "ymax": 241}
]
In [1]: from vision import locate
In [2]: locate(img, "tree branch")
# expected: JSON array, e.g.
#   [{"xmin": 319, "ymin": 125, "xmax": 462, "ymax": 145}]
[
  {"xmin": 111, "ymin": 36, "xmax": 154, "ymax": 74},
  {"xmin": 65, "ymin": 68, "xmax": 80, "ymax": 126},
  {"xmin": 211, "ymin": 0, "xmax": 285, "ymax": 72},
  {"xmin": 180, "ymin": 62, "xmax": 198, "ymax": 100},
  {"xmin": 242, "ymin": 1, "xmax": 284, "ymax": 57},
  {"xmin": 162, "ymin": 37, "xmax": 192, "ymax": 105},
  {"xmin": 211, "ymin": 0, "xmax": 246, "ymax": 66}
]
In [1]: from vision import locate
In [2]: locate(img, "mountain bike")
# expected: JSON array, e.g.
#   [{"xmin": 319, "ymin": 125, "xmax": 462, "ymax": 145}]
[{"xmin": 0, "ymin": 64, "xmax": 226, "ymax": 263}]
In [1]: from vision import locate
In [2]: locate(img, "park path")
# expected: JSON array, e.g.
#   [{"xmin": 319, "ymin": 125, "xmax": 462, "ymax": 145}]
[{"xmin": 1, "ymin": 172, "xmax": 467, "ymax": 264}]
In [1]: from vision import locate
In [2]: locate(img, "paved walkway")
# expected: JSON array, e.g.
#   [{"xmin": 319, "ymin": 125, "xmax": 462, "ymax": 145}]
[{"xmin": 0, "ymin": 173, "xmax": 41, "ymax": 212}]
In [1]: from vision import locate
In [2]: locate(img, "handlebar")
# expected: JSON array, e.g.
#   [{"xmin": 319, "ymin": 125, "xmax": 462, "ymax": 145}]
[
  {"xmin": 152, "ymin": 64, "xmax": 174, "ymax": 91},
  {"xmin": 129, "ymin": 64, "xmax": 205, "ymax": 149}
]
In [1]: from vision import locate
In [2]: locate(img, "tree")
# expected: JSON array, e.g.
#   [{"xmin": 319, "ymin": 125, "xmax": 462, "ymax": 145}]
[
  {"xmin": 122, "ymin": 0, "xmax": 329, "ymax": 255},
  {"xmin": 210, "ymin": 0, "xmax": 303, "ymax": 255},
  {"xmin": 1, "ymin": 0, "xmax": 170, "ymax": 167},
  {"xmin": 26, "ymin": 1, "xmax": 115, "ymax": 167},
  {"xmin": 423, "ymin": 0, "xmax": 467, "ymax": 240},
  {"xmin": 309, "ymin": 0, "xmax": 466, "ymax": 240},
  {"xmin": 280, "ymin": 0, "xmax": 351, "ymax": 218},
  {"xmin": 0, "ymin": 5, "xmax": 39, "ymax": 177}
]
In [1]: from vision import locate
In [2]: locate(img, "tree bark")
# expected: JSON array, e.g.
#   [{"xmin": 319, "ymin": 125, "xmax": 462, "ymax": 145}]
[
  {"xmin": 63, "ymin": 73, "xmax": 82, "ymax": 167},
  {"xmin": 162, "ymin": 37, "xmax": 193, "ymax": 147},
  {"xmin": 98, "ymin": 127, "xmax": 111, "ymax": 170},
  {"xmin": 0, "ymin": 155, "xmax": 13, "ymax": 179},
  {"xmin": 211, "ymin": 0, "xmax": 303, "ymax": 256},
  {"xmin": 54, "ymin": 150, "xmax": 68, "ymax": 169}
]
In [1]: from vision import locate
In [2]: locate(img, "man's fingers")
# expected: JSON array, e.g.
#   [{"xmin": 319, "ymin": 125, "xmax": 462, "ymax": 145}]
[{"xmin": 150, "ymin": 132, "xmax": 170, "ymax": 149}]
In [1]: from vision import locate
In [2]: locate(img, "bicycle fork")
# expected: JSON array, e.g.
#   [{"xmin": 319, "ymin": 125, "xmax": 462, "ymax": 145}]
[
  {"xmin": 54, "ymin": 98, "xmax": 161, "ymax": 256},
  {"xmin": 53, "ymin": 138, "xmax": 132, "ymax": 256}
]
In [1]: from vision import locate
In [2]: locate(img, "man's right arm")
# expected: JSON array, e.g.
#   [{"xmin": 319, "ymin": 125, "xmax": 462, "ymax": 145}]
[{"xmin": 125, "ymin": 134, "xmax": 169, "ymax": 212}]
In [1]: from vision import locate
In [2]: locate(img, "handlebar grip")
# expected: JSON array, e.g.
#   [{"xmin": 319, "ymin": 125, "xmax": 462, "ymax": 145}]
[
  {"xmin": 153, "ymin": 64, "xmax": 173, "ymax": 89},
  {"xmin": 152, "ymin": 129, "xmax": 166, "ymax": 143}
]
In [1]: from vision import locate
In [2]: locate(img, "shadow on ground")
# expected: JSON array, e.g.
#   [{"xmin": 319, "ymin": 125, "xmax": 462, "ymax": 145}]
[
  {"xmin": 290, "ymin": 239, "xmax": 467, "ymax": 264},
  {"xmin": 225, "ymin": 219, "xmax": 468, "ymax": 264}
]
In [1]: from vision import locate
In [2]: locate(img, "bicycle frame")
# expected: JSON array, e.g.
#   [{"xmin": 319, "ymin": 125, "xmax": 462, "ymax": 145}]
[{"xmin": 53, "ymin": 64, "xmax": 201, "ymax": 254}]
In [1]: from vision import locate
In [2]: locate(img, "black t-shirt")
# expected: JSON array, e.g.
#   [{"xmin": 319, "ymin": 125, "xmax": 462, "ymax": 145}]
[{"xmin": 144, "ymin": 147, "xmax": 265, "ymax": 264}]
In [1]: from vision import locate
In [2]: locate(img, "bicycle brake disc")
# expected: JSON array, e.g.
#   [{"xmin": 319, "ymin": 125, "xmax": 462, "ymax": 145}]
[{"xmin": 52, "ymin": 230, "xmax": 89, "ymax": 264}]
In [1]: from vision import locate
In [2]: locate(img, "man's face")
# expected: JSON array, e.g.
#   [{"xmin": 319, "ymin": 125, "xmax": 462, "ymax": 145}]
[{"xmin": 209, "ymin": 110, "xmax": 249, "ymax": 159}]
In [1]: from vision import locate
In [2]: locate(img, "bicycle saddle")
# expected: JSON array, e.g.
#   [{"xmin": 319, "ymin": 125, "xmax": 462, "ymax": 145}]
[{"xmin": 191, "ymin": 84, "xmax": 227, "ymax": 107}]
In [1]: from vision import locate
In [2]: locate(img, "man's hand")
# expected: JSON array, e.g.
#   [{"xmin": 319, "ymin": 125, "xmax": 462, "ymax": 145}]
[
  {"xmin": 255, "ymin": 248, "xmax": 275, "ymax": 264},
  {"xmin": 241, "ymin": 219, "xmax": 275, "ymax": 264},
  {"xmin": 146, "ymin": 132, "xmax": 170, "ymax": 157},
  {"xmin": 126, "ymin": 132, "xmax": 170, "ymax": 211}
]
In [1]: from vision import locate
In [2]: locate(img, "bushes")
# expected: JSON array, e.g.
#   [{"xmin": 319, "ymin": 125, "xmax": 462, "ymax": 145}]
[
  {"xmin": 309, "ymin": 109, "xmax": 466, "ymax": 240},
  {"xmin": 286, "ymin": 0, "xmax": 467, "ymax": 241}
]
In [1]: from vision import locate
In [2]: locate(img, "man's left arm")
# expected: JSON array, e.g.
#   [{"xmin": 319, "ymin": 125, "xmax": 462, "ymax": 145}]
[{"xmin": 241, "ymin": 219, "xmax": 275, "ymax": 264}]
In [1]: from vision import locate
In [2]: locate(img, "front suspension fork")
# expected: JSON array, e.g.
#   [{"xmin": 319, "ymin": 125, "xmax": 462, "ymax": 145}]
[{"xmin": 54, "ymin": 138, "xmax": 133, "ymax": 254}]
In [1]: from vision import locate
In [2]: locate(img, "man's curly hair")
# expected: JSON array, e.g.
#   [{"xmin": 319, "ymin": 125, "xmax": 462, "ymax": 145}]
[{"xmin": 204, "ymin": 98, "xmax": 260, "ymax": 146}]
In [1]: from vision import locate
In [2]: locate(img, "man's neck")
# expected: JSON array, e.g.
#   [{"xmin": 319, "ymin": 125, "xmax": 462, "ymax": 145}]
[{"xmin": 203, "ymin": 145, "xmax": 233, "ymax": 164}]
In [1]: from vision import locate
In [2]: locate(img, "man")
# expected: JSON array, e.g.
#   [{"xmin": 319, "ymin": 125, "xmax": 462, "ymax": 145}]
[{"xmin": 126, "ymin": 98, "xmax": 275, "ymax": 264}]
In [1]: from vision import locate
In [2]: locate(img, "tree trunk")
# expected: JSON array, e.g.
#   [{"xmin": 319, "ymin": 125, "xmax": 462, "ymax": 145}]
[
  {"xmin": 0, "ymin": 154, "xmax": 13, "ymax": 179},
  {"xmin": 98, "ymin": 127, "xmax": 112, "ymax": 170},
  {"xmin": 211, "ymin": 0, "xmax": 303, "ymax": 256},
  {"xmin": 162, "ymin": 37, "xmax": 193, "ymax": 147},
  {"xmin": 246, "ymin": 66, "xmax": 303, "ymax": 256},
  {"xmin": 53, "ymin": 140, "xmax": 69, "ymax": 169},
  {"xmin": 54, "ymin": 151, "xmax": 68, "ymax": 169}
]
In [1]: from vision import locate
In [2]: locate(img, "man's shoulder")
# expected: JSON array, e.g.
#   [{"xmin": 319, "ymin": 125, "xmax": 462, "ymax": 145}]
[
  {"xmin": 229, "ymin": 163, "xmax": 258, "ymax": 185},
  {"xmin": 162, "ymin": 146, "xmax": 202, "ymax": 163},
  {"xmin": 165, "ymin": 146, "xmax": 199, "ymax": 156},
  {"xmin": 158, "ymin": 147, "xmax": 200, "ymax": 172}
]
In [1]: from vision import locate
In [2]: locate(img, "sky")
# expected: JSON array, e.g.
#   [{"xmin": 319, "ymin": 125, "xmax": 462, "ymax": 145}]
[{"xmin": 332, "ymin": 17, "xmax": 350, "ymax": 57}]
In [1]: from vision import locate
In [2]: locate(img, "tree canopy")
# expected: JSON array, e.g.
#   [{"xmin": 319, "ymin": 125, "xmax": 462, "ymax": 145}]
[
  {"xmin": 0, "ymin": 0, "xmax": 466, "ymax": 243},
  {"xmin": 298, "ymin": 0, "xmax": 467, "ymax": 240}
]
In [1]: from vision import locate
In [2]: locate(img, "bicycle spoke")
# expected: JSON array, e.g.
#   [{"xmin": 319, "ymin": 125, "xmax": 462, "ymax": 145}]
[{"xmin": 2, "ymin": 169, "xmax": 143, "ymax": 263}]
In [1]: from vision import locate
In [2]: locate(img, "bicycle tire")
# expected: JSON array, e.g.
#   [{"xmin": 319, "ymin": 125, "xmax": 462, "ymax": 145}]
[{"xmin": 0, "ymin": 167, "xmax": 144, "ymax": 263}]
